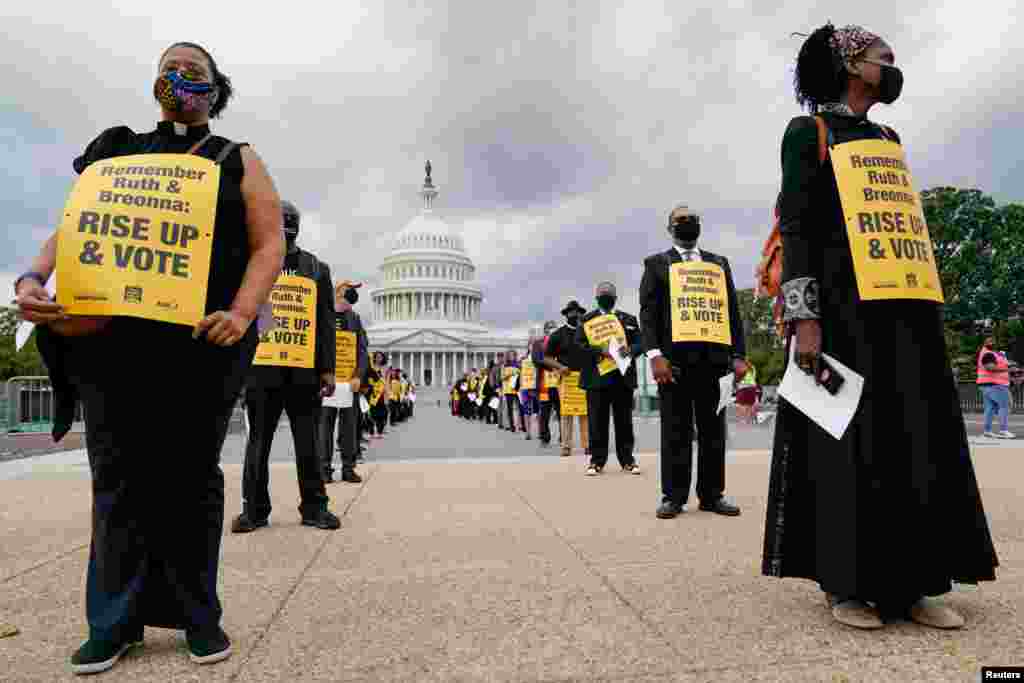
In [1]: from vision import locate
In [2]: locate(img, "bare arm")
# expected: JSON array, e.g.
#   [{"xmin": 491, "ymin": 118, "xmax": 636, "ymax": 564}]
[
  {"xmin": 13, "ymin": 232, "xmax": 63, "ymax": 322},
  {"xmin": 232, "ymin": 146, "xmax": 285, "ymax": 320}
]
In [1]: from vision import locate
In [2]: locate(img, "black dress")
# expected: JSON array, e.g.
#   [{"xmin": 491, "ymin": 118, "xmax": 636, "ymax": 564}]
[
  {"xmin": 42, "ymin": 122, "xmax": 257, "ymax": 641},
  {"xmin": 761, "ymin": 112, "xmax": 998, "ymax": 608}
]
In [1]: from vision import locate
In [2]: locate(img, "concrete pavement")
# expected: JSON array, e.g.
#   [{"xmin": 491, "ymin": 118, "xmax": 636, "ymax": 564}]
[{"xmin": 1, "ymin": 399, "xmax": 1021, "ymax": 682}]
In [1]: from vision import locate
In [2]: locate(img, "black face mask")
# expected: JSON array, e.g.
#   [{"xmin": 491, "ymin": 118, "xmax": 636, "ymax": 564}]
[
  {"xmin": 671, "ymin": 216, "xmax": 701, "ymax": 243},
  {"xmin": 877, "ymin": 63, "xmax": 904, "ymax": 104},
  {"xmin": 596, "ymin": 295, "xmax": 616, "ymax": 311},
  {"xmin": 344, "ymin": 288, "xmax": 359, "ymax": 305}
]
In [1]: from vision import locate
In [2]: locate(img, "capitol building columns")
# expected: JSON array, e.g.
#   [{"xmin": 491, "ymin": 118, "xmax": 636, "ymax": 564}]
[{"xmin": 364, "ymin": 162, "xmax": 525, "ymax": 389}]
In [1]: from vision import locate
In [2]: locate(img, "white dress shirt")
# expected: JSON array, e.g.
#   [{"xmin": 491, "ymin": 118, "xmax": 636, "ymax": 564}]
[{"xmin": 647, "ymin": 245, "xmax": 702, "ymax": 360}]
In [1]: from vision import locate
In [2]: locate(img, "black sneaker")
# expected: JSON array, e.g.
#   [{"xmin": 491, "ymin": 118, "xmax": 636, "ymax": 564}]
[
  {"xmin": 70, "ymin": 628, "xmax": 143, "ymax": 675},
  {"xmin": 341, "ymin": 470, "xmax": 363, "ymax": 484},
  {"xmin": 301, "ymin": 509, "xmax": 341, "ymax": 530},
  {"xmin": 186, "ymin": 626, "xmax": 232, "ymax": 665},
  {"xmin": 230, "ymin": 513, "xmax": 268, "ymax": 534}
]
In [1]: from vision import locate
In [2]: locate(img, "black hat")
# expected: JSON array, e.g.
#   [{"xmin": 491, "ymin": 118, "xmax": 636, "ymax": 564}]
[
  {"xmin": 561, "ymin": 300, "xmax": 585, "ymax": 316},
  {"xmin": 282, "ymin": 200, "xmax": 300, "ymax": 238}
]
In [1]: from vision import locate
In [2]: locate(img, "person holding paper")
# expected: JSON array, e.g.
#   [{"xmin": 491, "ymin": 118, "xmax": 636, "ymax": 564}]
[
  {"xmin": 519, "ymin": 330, "xmax": 543, "ymax": 441},
  {"xmin": 640, "ymin": 204, "xmax": 746, "ymax": 519},
  {"xmin": 763, "ymin": 23, "xmax": 997, "ymax": 631},
  {"xmin": 319, "ymin": 280, "xmax": 368, "ymax": 484},
  {"xmin": 501, "ymin": 351, "xmax": 522, "ymax": 432},
  {"xmin": 575, "ymin": 282, "xmax": 644, "ymax": 476},
  {"xmin": 546, "ymin": 300, "xmax": 590, "ymax": 458},
  {"xmin": 533, "ymin": 321, "xmax": 561, "ymax": 447},
  {"xmin": 233, "ymin": 200, "xmax": 340, "ymax": 535},
  {"xmin": 14, "ymin": 42, "xmax": 286, "ymax": 673}
]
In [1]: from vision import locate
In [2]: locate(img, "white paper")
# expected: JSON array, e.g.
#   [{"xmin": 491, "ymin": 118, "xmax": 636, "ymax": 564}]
[
  {"xmin": 717, "ymin": 373, "xmax": 734, "ymax": 415},
  {"xmin": 15, "ymin": 321, "xmax": 34, "ymax": 352},
  {"xmin": 322, "ymin": 382, "xmax": 353, "ymax": 408},
  {"xmin": 608, "ymin": 337, "xmax": 633, "ymax": 376},
  {"xmin": 360, "ymin": 396, "xmax": 370, "ymax": 413},
  {"xmin": 777, "ymin": 346, "xmax": 864, "ymax": 440},
  {"xmin": 489, "ymin": 397, "xmax": 500, "ymax": 410}
]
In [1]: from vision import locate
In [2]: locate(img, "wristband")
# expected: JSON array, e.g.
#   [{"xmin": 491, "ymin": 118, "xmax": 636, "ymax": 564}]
[
  {"xmin": 781, "ymin": 277, "xmax": 820, "ymax": 322},
  {"xmin": 13, "ymin": 271, "xmax": 47, "ymax": 295}
]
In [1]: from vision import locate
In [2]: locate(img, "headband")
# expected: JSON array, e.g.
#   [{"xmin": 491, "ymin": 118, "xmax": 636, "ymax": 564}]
[{"xmin": 828, "ymin": 25, "xmax": 879, "ymax": 63}]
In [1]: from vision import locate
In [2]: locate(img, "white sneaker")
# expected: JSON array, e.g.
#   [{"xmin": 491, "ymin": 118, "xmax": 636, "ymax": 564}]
[
  {"xmin": 998, "ymin": 430, "xmax": 1016, "ymax": 439},
  {"xmin": 982, "ymin": 431, "xmax": 997, "ymax": 438},
  {"xmin": 585, "ymin": 465, "xmax": 600, "ymax": 476}
]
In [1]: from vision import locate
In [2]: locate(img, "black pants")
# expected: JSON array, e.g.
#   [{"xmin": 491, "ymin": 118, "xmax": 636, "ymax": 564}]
[
  {"xmin": 505, "ymin": 395, "xmax": 518, "ymax": 432},
  {"xmin": 319, "ymin": 406, "xmax": 357, "ymax": 477},
  {"xmin": 370, "ymin": 403, "xmax": 388, "ymax": 434},
  {"xmin": 242, "ymin": 386, "xmax": 329, "ymax": 521},
  {"xmin": 658, "ymin": 370, "xmax": 726, "ymax": 505},
  {"xmin": 80, "ymin": 379, "xmax": 234, "ymax": 639},
  {"xmin": 538, "ymin": 389, "xmax": 561, "ymax": 443},
  {"xmin": 588, "ymin": 383, "xmax": 636, "ymax": 468}
]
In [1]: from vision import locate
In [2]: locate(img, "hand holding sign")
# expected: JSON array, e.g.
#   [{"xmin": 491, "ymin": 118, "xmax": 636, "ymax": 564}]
[
  {"xmin": 14, "ymin": 279, "xmax": 65, "ymax": 325},
  {"xmin": 193, "ymin": 310, "xmax": 252, "ymax": 346}
]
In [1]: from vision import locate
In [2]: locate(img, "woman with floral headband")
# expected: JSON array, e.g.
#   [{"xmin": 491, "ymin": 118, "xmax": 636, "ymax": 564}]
[
  {"xmin": 761, "ymin": 23, "xmax": 997, "ymax": 630},
  {"xmin": 14, "ymin": 42, "xmax": 285, "ymax": 673}
]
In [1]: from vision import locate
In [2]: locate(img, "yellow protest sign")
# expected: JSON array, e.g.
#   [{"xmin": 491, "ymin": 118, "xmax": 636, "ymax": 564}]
[
  {"xmin": 502, "ymin": 367, "xmax": 519, "ymax": 395},
  {"xmin": 370, "ymin": 379, "xmax": 385, "ymax": 406},
  {"xmin": 253, "ymin": 274, "xmax": 317, "ymax": 368},
  {"xmin": 831, "ymin": 139, "xmax": 944, "ymax": 302},
  {"xmin": 560, "ymin": 371, "xmax": 588, "ymax": 416},
  {"xmin": 583, "ymin": 314, "xmax": 626, "ymax": 376},
  {"xmin": 55, "ymin": 154, "xmax": 220, "ymax": 326},
  {"xmin": 520, "ymin": 359, "xmax": 537, "ymax": 390},
  {"xmin": 669, "ymin": 262, "xmax": 732, "ymax": 345},
  {"xmin": 334, "ymin": 330, "xmax": 357, "ymax": 382}
]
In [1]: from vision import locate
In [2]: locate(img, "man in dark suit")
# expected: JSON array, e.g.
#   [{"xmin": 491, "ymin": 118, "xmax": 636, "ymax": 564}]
[
  {"xmin": 574, "ymin": 281, "xmax": 645, "ymax": 476},
  {"xmin": 319, "ymin": 280, "xmax": 369, "ymax": 484},
  {"xmin": 232, "ymin": 200, "xmax": 341, "ymax": 533},
  {"xmin": 640, "ymin": 204, "xmax": 746, "ymax": 519}
]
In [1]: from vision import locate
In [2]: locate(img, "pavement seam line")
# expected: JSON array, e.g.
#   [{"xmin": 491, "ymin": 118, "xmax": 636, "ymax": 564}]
[
  {"xmin": 228, "ymin": 465, "xmax": 376, "ymax": 682},
  {"xmin": 507, "ymin": 482, "xmax": 686, "ymax": 659},
  {"xmin": 1, "ymin": 542, "xmax": 90, "ymax": 584}
]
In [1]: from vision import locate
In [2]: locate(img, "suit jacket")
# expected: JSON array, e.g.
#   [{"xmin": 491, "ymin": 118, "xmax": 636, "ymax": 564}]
[
  {"xmin": 247, "ymin": 248, "xmax": 336, "ymax": 388},
  {"xmin": 574, "ymin": 309, "xmax": 644, "ymax": 391},
  {"xmin": 545, "ymin": 324, "xmax": 585, "ymax": 371},
  {"xmin": 639, "ymin": 247, "xmax": 745, "ymax": 372}
]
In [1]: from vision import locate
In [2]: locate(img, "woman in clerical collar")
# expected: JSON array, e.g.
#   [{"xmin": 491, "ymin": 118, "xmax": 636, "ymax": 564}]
[{"xmin": 14, "ymin": 41, "xmax": 285, "ymax": 675}]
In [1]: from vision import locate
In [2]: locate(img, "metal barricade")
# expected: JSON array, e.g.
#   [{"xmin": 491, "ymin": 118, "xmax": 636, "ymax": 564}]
[{"xmin": 4, "ymin": 376, "xmax": 84, "ymax": 433}]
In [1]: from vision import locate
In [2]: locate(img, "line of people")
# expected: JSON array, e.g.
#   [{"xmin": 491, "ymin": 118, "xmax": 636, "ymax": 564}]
[{"xmin": 14, "ymin": 23, "xmax": 1002, "ymax": 676}]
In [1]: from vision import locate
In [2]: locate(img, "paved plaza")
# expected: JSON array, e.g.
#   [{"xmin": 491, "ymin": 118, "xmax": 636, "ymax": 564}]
[{"xmin": 1, "ymin": 396, "xmax": 1021, "ymax": 681}]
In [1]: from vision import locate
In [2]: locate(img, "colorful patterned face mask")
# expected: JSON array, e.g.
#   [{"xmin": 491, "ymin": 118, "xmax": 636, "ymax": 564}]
[{"xmin": 153, "ymin": 69, "xmax": 216, "ymax": 114}]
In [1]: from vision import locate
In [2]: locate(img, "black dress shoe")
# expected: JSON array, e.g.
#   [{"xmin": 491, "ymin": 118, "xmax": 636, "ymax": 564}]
[
  {"xmin": 698, "ymin": 497, "xmax": 741, "ymax": 516},
  {"xmin": 341, "ymin": 470, "xmax": 363, "ymax": 483},
  {"xmin": 656, "ymin": 500, "xmax": 685, "ymax": 519}
]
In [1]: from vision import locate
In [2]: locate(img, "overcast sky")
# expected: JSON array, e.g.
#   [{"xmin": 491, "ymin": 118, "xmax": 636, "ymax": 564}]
[{"xmin": 3, "ymin": 1, "xmax": 1021, "ymax": 330}]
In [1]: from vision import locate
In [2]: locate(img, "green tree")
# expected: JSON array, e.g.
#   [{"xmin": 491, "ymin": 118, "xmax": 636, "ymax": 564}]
[
  {"xmin": 0, "ymin": 309, "xmax": 46, "ymax": 381},
  {"xmin": 736, "ymin": 288, "xmax": 785, "ymax": 384},
  {"xmin": 922, "ymin": 187, "xmax": 1024, "ymax": 326},
  {"xmin": 736, "ymin": 288, "xmax": 780, "ymax": 352}
]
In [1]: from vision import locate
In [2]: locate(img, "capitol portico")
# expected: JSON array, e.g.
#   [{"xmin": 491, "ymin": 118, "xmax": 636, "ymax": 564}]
[{"xmin": 365, "ymin": 163, "xmax": 526, "ymax": 388}]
